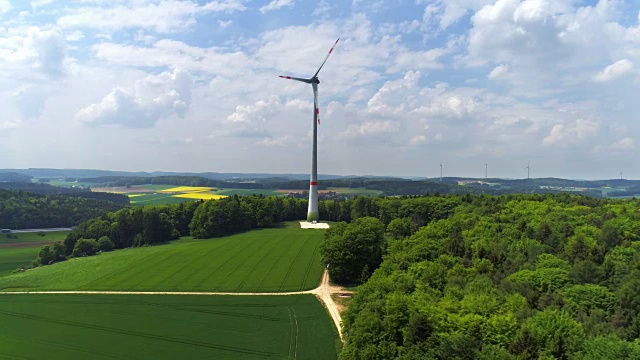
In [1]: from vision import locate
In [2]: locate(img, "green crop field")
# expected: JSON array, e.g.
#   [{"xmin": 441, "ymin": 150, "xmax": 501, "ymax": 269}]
[
  {"xmin": 0, "ymin": 231, "xmax": 69, "ymax": 277},
  {"xmin": 327, "ymin": 187, "xmax": 384, "ymax": 196},
  {"xmin": 128, "ymin": 193, "xmax": 193, "ymax": 205},
  {"xmin": 0, "ymin": 231, "xmax": 69, "ymax": 245},
  {"xmin": 213, "ymin": 188, "xmax": 284, "ymax": 197},
  {"xmin": 0, "ymin": 223, "xmax": 324, "ymax": 292},
  {"xmin": 0, "ymin": 294, "xmax": 339, "ymax": 360},
  {"xmin": 0, "ymin": 248, "xmax": 39, "ymax": 277},
  {"xmin": 138, "ymin": 184, "xmax": 177, "ymax": 191}
]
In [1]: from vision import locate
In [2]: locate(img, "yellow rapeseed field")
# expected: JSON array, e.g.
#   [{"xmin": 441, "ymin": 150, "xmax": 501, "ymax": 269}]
[
  {"xmin": 127, "ymin": 194, "xmax": 144, "ymax": 198},
  {"xmin": 159, "ymin": 186, "xmax": 213, "ymax": 193},
  {"xmin": 173, "ymin": 193, "xmax": 227, "ymax": 200}
]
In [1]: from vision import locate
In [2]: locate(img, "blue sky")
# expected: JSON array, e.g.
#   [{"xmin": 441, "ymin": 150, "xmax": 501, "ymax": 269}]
[{"xmin": 0, "ymin": 0, "xmax": 639, "ymax": 179}]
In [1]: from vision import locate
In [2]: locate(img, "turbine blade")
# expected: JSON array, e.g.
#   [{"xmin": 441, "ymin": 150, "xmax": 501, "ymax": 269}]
[
  {"xmin": 279, "ymin": 75, "xmax": 311, "ymax": 83},
  {"xmin": 313, "ymin": 85, "xmax": 320, "ymax": 125},
  {"xmin": 313, "ymin": 38, "xmax": 339, "ymax": 78}
]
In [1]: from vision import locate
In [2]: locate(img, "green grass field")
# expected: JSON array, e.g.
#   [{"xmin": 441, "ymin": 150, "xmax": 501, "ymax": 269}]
[
  {"xmin": 0, "ymin": 294, "xmax": 338, "ymax": 359},
  {"xmin": 0, "ymin": 223, "xmax": 324, "ymax": 292}
]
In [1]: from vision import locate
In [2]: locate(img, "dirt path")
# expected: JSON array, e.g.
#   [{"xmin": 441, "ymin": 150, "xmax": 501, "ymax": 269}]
[
  {"xmin": 0, "ymin": 269, "xmax": 348, "ymax": 339},
  {"xmin": 308, "ymin": 269, "xmax": 347, "ymax": 339}
]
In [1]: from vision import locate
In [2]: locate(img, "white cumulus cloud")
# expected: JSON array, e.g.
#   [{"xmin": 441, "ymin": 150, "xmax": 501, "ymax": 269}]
[
  {"xmin": 76, "ymin": 68, "xmax": 192, "ymax": 128},
  {"xmin": 595, "ymin": 137, "xmax": 636, "ymax": 153},
  {"xmin": 0, "ymin": 0, "xmax": 11, "ymax": 14},
  {"xmin": 593, "ymin": 59, "xmax": 634, "ymax": 82},
  {"xmin": 543, "ymin": 118, "xmax": 599, "ymax": 147},
  {"xmin": 488, "ymin": 64, "xmax": 509, "ymax": 80},
  {"xmin": 409, "ymin": 135, "xmax": 427, "ymax": 145},
  {"xmin": 0, "ymin": 26, "xmax": 68, "ymax": 78},
  {"xmin": 260, "ymin": 0, "xmax": 294, "ymax": 13},
  {"xmin": 342, "ymin": 120, "xmax": 400, "ymax": 138},
  {"xmin": 58, "ymin": 0, "xmax": 246, "ymax": 33}
]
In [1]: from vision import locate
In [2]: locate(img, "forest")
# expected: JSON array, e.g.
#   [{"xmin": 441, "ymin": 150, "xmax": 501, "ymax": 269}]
[
  {"xmin": 76, "ymin": 175, "xmax": 261, "ymax": 189},
  {"xmin": 0, "ymin": 190, "xmax": 127, "ymax": 229},
  {"xmin": 0, "ymin": 182, "xmax": 129, "ymax": 203},
  {"xmin": 340, "ymin": 194, "xmax": 640, "ymax": 359}
]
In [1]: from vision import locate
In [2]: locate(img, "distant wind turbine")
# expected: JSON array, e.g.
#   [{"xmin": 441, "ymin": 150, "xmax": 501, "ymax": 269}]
[
  {"xmin": 525, "ymin": 162, "xmax": 530, "ymax": 180},
  {"xmin": 485, "ymin": 163, "xmax": 487, "ymax": 180},
  {"xmin": 440, "ymin": 164, "xmax": 443, "ymax": 182},
  {"xmin": 620, "ymin": 172, "xmax": 623, "ymax": 180},
  {"xmin": 279, "ymin": 38, "xmax": 339, "ymax": 222}
]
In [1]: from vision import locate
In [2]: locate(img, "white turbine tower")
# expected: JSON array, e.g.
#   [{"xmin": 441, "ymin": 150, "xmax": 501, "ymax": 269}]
[{"xmin": 279, "ymin": 38, "xmax": 339, "ymax": 222}]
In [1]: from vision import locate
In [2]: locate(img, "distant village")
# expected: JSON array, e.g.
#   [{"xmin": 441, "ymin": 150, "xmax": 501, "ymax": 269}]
[{"xmin": 286, "ymin": 190, "xmax": 345, "ymax": 200}]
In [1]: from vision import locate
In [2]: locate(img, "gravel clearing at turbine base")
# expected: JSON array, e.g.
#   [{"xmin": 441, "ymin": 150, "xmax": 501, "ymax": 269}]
[{"xmin": 0, "ymin": 294, "xmax": 339, "ymax": 359}]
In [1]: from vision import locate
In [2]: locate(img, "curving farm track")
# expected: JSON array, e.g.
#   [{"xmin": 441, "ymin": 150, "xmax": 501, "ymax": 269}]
[{"xmin": 0, "ymin": 269, "xmax": 347, "ymax": 339}]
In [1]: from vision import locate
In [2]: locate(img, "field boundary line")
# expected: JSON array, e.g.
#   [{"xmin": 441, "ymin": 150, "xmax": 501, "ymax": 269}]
[
  {"xmin": 0, "ymin": 290, "xmax": 315, "ymax": 295},
  {"xmin": 287, "ymin": 307, "xmax": 294, "ymax": 360},
  {"xmin": 292, "ymin": 307, "xmax": 299, "ymax": 359}
]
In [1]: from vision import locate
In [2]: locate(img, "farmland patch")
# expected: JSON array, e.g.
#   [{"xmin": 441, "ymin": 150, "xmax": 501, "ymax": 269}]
[
  {"xmin": 159, "ymin": 186, "xmax": 213, "ymax": 193},
  {"xmin": 174, "ymin": 193, "xmax": 227, "ymax": 200},
  {"xmin": 0, "ymin": 223, "xmax": 324, "ymax": 292},
  {"xmin": 0, "ymin": 294, "xmax": 338, "ymax": 359}
]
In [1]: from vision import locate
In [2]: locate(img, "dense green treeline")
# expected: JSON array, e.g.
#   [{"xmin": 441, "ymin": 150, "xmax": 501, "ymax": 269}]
[
  {"xmin": 77, "ymin": 175, "xmax": 262, "ymax": 189},
  {"xmin": 36, "ymin": 196, "xmax": 310, "ymax": 266},
  {"xmin": 189, "ymin": 196, "xmax": 308, "ymax": 238},
  {"xmin": 608, "ymin": 186, "xmax": 640, "ymax": 197},
  {"xmin": 319, "ymin": 196, "xmax": 461, "ymax": 225},
  {"xmin": 0, "ymin": 182, "xmax": 129, "ymax": 203},
  {"xmin": 340, "ymin": 194, "xmax": 640, "ymax": 359},
  {"xmin": 0, "ymin": 190, "xmax": 127, "ymax": 229},
  {"xmin": 34, "ymin": 195, "xmax": 461, "ymax": 268},
  {"xmin": 0, "ymin": 172, "xmax": 32, "ymax": 183}
]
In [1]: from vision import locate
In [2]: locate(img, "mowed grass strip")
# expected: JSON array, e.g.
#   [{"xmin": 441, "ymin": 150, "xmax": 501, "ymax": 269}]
[
  {"xmin": 0, "ymin": 223, "xmax": 325, "ymax": 292},
  {"xmin": 0, "ymin": 294, "xmax": 339, "ymax": 360}
]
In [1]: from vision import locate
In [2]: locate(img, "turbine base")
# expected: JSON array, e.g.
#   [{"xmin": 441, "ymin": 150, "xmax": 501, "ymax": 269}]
[{"xmin": 306, "ymin": 211, "xmax": 319, "ymax": 222}]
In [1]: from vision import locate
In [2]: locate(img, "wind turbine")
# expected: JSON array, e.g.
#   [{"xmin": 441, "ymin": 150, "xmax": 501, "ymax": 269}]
[
  {"xmin": 279, "ymin": 38, "xmax": 339, "ymax": 222},
  {"xmin": 525, "ymin": 162, "xmax": 530, "ymax": 180},
  {"xmin": 485, "ymin": 163, "xmax": 488, "ymax": 180},
  {"xmin": 440, "ymin": 164, "xmax": 443, "ymax": 182}
]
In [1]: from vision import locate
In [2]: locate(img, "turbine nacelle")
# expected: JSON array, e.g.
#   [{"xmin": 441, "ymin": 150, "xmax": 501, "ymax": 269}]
[{"xmin": 278, "ymin": 38, "xmax": 338, "ymax": 85}]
